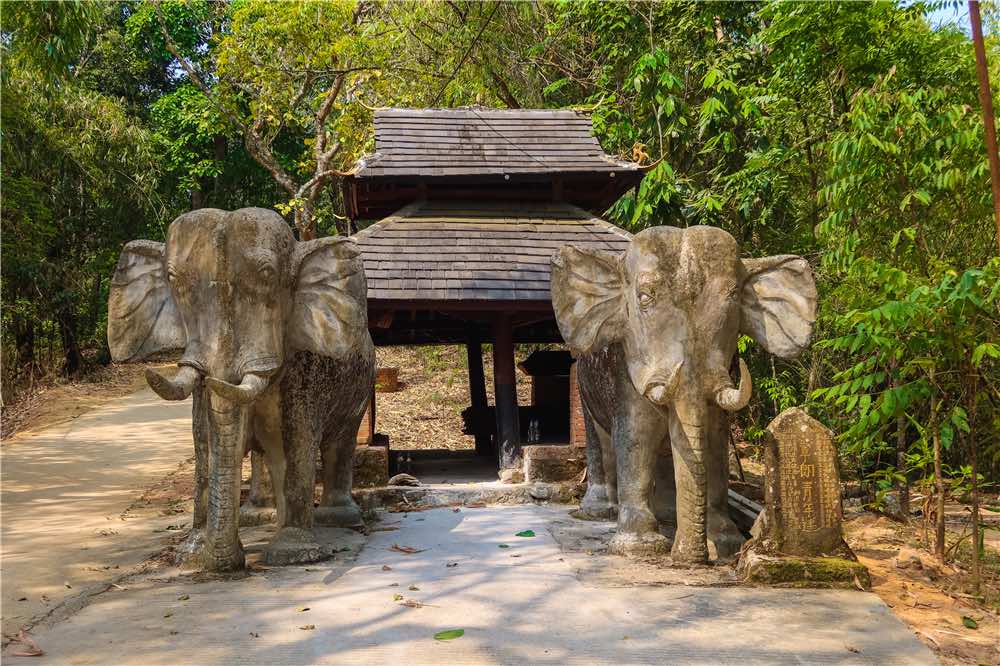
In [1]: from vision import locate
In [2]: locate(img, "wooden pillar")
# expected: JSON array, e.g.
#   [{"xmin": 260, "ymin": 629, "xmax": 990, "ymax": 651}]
[
  {"xmin": 492, "ymin": 313, "xmax": 521, "ymax": 477},
  {"xmin": 466, "ymin": 333, "xmax": 491, "ymax": 456}
]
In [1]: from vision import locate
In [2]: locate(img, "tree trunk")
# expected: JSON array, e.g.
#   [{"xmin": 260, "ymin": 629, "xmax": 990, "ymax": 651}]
[
  {"xmin": 892, "ymin": 361, "xmax": 909, "ymax": 520},
  {"xmin": 968, "ymin": 369, "xmax": 981, "ymax": 593},
  {"xmin": 932, "ymin": 397, "xmax": 945, "ymax": 561},
  {"xmin": 59, "ymin": 307, "xmax": 83, "ymax": 377}
]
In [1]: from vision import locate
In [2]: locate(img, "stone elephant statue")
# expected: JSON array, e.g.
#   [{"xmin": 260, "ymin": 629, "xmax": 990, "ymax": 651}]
[
  {"xmin": 108, "ymin": 207, "xmax": 375, "ymax": 571},
  {"xmin": 551, "ymin": 225, "xmax": 816, "ymax": 563}
]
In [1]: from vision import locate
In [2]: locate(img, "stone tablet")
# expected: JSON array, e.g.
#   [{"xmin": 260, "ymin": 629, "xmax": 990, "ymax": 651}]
[{"xmin": 760, "ymin": 407, "xmax": 845, "ymax": 556}]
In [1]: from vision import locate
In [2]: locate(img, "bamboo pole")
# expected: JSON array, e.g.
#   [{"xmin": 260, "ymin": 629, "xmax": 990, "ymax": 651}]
[{"xmin": 968, "ymin": 1, "xmax": 1000, "ymax": 252}]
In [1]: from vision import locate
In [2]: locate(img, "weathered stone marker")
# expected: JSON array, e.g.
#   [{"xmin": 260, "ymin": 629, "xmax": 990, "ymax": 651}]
[
  {"xmin": 738, "ymin": 407, "xmax": 870, "ymax": 588},
  {"xmin": 760, "ymin": 407, "xmax": 843, "ymax": 555}
]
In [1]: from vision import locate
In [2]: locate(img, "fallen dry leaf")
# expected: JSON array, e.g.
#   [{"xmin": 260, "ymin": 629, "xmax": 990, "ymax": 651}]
[
  {"xmin": 446, "ymin": 562, "xmax": 458, "ymax": 568},
  {"xmin": 177, "ymin": 594, "xmax": 190, "ymax": 601},
  {"xmin": 11, "ymin": 630, "xmax": 44, "ymax": 657},
  {"xmin": 389, "ymin": 544, "xmax": 426, "ymax": 554},
  {"xmin": 381, "ymin": 565, "xmax": 392, "ymax": 571},
  {"xmin": 296, "ymin": 606, "xmax": 310, "ymax": 613},
  {"xmin": 401, "ymin": 599, "xmax": 431, "ymax": 608},
  {"xmin": 299, "ymin": 624, "xmax": 315, "ymax": 631}
]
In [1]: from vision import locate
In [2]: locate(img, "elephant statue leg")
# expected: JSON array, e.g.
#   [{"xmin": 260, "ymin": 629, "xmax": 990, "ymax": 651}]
[
  {"xmin": 241, "ymin": 395, "xmax": 284, "ymax": 527},
  {"xmin": 705, "ymin": 408, "xmax": 745, "ymax": 560},
  {"xmin": 248, "ymin": 449, "xmax": 274, "ymax": 508},
  {"xmin": 576, "ymin": 402, "xmax": 617, "ymax": 520},
  {"xmin": 608, "ymin": 398, "xmax": 670, "ymax": 556},
  {"xmin": 315, "ymin": 423, "xmax": 363, "ymax": 528},
  {"xmin": 651, "ymin": 441, "xmax": 677, "ymax": 527},
  {"xmin": 260, "ymin": 375, "xmax": 324, "ymax": 566}
]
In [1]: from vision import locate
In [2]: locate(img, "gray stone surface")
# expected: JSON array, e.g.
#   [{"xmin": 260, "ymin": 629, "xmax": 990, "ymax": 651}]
[
  {"xmin": 760, "ymin": 407, "xmax": 846, "ymax": 557},
  {"xmin": 522, "ymin": 444, "xmax": 586, "ymax": 483},
  {"xmin": 353, "ymin": 445, "xmax": 389, "ymax": 488},
  {"xmin": 552, "ymin": 226, "xmax": 817, "ymax": 563},
  {"xmin": 15, "ymin": 505, "xmax": 935, "ymax": 665},
  {"xmin": 107, "ymin": 208, "xmax": 375, "ymax": 571}
]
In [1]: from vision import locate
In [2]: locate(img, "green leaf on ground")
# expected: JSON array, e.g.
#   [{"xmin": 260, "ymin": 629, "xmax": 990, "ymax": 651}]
[
  {"xmin": 498, "ymin": 544, "xmax": 509, "ymax": 548},
  {"xmin": 962, "ymin": 616, "xmax": 978, "ymax": 629},
  {"xmin": 515, "ymin": 530, "xmax": 535, "ymax": 538},
  {"xmin": 434, "ymin": 629, "xmax": 464, "ymax": 641}
]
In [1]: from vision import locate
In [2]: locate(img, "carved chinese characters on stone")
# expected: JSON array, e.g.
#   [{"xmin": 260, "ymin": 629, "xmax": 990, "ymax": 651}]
[{"xmin": 762, "ymin": 407, "xmax": 845, "ymax": 556}]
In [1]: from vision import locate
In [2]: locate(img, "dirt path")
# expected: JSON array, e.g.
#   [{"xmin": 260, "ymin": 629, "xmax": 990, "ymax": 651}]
[
  {"xmin": 11, "ymin": 505, "xmax": 935, "ymax": 665},
  {"xmin": 1, "ymin": 384, "xmax": 193, "ymax": 641}
]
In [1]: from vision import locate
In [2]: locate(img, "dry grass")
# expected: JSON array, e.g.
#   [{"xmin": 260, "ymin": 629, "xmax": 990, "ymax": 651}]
[{"xmin": 374, "ymin": 345, "xmax": 532, "ymax": 450}]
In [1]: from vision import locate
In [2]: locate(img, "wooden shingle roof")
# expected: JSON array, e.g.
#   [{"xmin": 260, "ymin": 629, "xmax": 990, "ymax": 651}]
[
  {"xmin": 355, "ymin": 108, "xmax": 639, "ymax": 178},
  {"xmin": 355, "ymin": 199, "xmax": 631, "ymax": 303}
]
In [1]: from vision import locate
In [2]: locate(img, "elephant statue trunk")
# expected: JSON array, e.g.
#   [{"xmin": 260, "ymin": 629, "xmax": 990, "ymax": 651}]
[
  {"xmin": 714, "ymin": 357, "xmax": 752, "ymax": 412},
  {"xmin": 204, "ymin": 393, "xmax": 246, "ymax": 571}
]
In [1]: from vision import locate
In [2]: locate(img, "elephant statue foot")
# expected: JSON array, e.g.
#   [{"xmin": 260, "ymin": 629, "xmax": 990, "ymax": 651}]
[
  {"xmin": 175, "ymin": 528, "xmax": 245, "ymax": 571},
  {"xmin": 173, "ymin": 528, "xmax": 208, "ymax": 567},
  {"xmin": 261, "ymin": 527, "xmax": 327, "ymax": 566},
  {"xmin": 708, "ymin": 515, "xmax": 745, "ymax": 561},
  {"xmin": 239, "ymin": 504, "xmax": 278, "ymax": 527},
  {"xmin": 608, "ymin": 530, "xmax": 670, "ymax": 557},
  {"xmin": 575, "ymin": 483, "xmax": 617, "ymax": 521},
  {"xmin": 314, "ymin": 500, "xmax": 363, "ymax": 528}
]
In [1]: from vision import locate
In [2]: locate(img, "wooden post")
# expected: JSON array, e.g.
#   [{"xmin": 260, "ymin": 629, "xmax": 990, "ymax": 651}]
[
  {"xmin": 493, "ymin": 313, "xmax": 521, "ymax": 478},
  {"xmin": 466, "ymin": 333, "xmax": 491, "ymax": 456}
]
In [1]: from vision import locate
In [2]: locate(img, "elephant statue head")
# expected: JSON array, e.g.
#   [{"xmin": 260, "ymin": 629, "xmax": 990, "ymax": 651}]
[
  {"xmin": 107, "ymin": 207, "xmax": 367, "ymax": 570},
  {"xmin": 552, "ymin": 225, "xmax": 816, "ymax": 562}
]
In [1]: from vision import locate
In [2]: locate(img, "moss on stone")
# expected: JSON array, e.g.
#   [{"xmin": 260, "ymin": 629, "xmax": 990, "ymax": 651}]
[{"xmin": 743, "ymin": 554, "xmax": 871, "ymax": 590}]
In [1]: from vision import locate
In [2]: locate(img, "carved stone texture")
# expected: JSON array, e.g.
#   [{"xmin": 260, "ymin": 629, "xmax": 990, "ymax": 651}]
[
  {"xmin": 107, "ymin": 208, "xmax": 375, "ymax": 572},
  {"xmin": 760, "ymin": 407, "xmax": 845, "ymax": 557},
  {"xmin": 551, "ymin": 225, "xmax": 817, "ymax": 564}
]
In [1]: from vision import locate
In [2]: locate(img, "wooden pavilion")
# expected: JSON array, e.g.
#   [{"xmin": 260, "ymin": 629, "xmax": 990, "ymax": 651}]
[{"xmin": 344, "ymin": 108, "xmax": 643, "ymax": 479}]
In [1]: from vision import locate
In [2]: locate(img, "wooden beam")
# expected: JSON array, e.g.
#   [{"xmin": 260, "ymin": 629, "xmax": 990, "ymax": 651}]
[
  {"xmin": 466, "ymin": 333, "xmax": 492, "ymax": 457},
  {"xmin": 493, "ymin": 312, "xmax": 521, "ymax": 475}
]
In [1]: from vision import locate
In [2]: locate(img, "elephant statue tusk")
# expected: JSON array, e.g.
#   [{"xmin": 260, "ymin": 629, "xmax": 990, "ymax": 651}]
[
  {"xmin": 715, "ymin": 357, "xmax": 752, "ymax": 412},
  {"xmin": 204, "ymin": 373, "xmax": 270, "ymax": 405},
  {"xmin": 146, "ymin": 365, "xmax": 201, "ymax": 401}
]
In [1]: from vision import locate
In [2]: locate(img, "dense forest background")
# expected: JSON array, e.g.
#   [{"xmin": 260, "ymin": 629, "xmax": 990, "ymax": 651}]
[{"xmin": 3, "ymin": 1, "xmax": 999, "ymax": 502}]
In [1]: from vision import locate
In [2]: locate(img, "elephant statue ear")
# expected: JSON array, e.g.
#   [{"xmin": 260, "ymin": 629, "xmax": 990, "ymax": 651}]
[
  {"xmin": 289, "ymin": 237, "xmax": 368, "ymax": 357},
  {"xmin": 551, "ymin": 245, "xmax": 626, "ymax": 356},
  {"xmin": 107, "ymin": 240, "xmax": 186, "ymax": 362},
  {"xmin": 740, "ymin": 255, "xmax": 817, "ymax": 359}
]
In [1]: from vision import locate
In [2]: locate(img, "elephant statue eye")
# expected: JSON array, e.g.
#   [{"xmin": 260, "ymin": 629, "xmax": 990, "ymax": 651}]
[
  {"xmin": 257, "ymin": 265, "xmax": 275, "ymax": 282},
  {"xmin": 638, "ymin": 292, "xmax": 655, "ymax": 310}
]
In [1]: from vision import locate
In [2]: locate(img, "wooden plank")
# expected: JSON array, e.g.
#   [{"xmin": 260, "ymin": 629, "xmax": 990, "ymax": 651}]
[
  {"xmin": 370, "ymin": 128, "xmax": 602, "ymax": 140},
  {"xmin": 374, "ymin": 118, "xmax": 593, "ymax": 128},
  {"xmin": 377, "ymin": 138, "xmax": 601, "ymax": 148},
  {"xmin": 376, "ymin": 108, "xmax": 589, "ymax": 119}
]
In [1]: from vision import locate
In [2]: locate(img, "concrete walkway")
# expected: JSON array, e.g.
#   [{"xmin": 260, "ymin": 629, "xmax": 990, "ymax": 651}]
[
  {"xmin": 18, "ymin": 505, "xmax": 936, "ymax": 665},
  {"xmin": 1, "ymin": 388, "xmax": 192, "ymax": 639}
]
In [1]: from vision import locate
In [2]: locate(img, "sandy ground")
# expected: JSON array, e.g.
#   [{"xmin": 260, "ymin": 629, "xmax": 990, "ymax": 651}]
[
  {"xmin": 0, "ymin": 382, "xmax": 193, "ymax": 641},
  {"xmin": 845, "ymin": 513, "xmax": 1000, "ymax": 665},
  {"xmin": 7, "ymin": 505, "xmax": 936, "ymax": 665}
]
